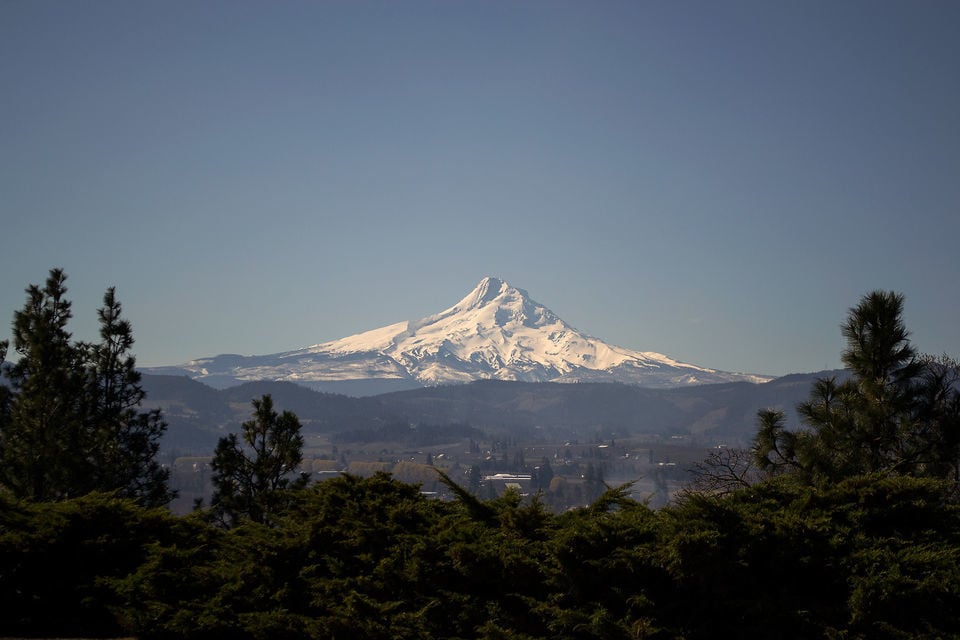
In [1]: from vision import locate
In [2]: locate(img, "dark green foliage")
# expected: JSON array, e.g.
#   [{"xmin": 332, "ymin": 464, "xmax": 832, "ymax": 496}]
[
  {"xmin": 0, "ymin": 270, "xmax": 173, "ymax": 505},
  {"xmin": 0, "ymin": 269, "xmax": 87, "ymax": 500},
  {"xmin": 663, "ymin": 475, "xmax": 960, "ymax": 639},
  {"xmin": 0, "ymin": 470, "xmax": 957, "ymax": 639},
  {"xmin": 112, "ymin": 473, "xmax": 443, "ymax": 639},
  {"xmin": 0, "ymin": 491, "xmax": 179, "ymax": 637},
  {"xmin": 666, "ymin": 479, "xmax": 849, "ymax": 638},
  {"xmin": 110, "ymin": 514, "xmax": 252, "ymax": 639},
  {"xmin": 210, "ymin": 394, "xmax": 308, "ymax": 526},
  {"xmin": 83, "ymin": 287, "xmax": 174, "ymax": 506},
  {"xmin": 752, "ymin": 290, "xmax": 960, "ymax": 486},
  {"xmin": 428, "ymin": 483, "xmax": 557, "ymax": 637},
  {"xmin": 546, "ymin": 487, "xmax": 667, "ymax": 639},
  {"xmin": 292, "ymin": 473, "xmax": 441, "ymax": 638}
]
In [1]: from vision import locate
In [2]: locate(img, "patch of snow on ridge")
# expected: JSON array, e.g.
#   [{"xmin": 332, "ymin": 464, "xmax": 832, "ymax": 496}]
[
  {"xmin": 634, "ymin": 351, "xmax": 715, "ymax": 372},
  {"xmin": 299, "ymin": 320, "xmax": 409, "ymax": 355}
]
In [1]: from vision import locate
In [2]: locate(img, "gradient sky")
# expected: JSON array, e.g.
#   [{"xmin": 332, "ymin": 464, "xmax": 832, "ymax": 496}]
[{"xmin": 2, "ymin": 1, "xmax": 959, "ymax": 378}]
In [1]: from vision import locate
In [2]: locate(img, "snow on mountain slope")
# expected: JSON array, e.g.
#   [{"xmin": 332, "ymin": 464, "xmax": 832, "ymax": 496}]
[{"xmin": 149, "ymin": 277, "xmax": 772, "ymax": 391}]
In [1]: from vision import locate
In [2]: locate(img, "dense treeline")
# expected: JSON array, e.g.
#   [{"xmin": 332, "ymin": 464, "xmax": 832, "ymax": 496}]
[
  {"xmin": 2, "ymin": 473, "xmax": 959, "ymax": 638},
  {"xmin": 2, "ymin": 273, "xmax": 960, "ymax": 638}
]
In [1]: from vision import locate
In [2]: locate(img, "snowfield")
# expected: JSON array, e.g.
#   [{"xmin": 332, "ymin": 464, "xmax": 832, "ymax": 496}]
[{"xmin": 153, "ymin": 277, "xmax": 773, "ymax": 390}]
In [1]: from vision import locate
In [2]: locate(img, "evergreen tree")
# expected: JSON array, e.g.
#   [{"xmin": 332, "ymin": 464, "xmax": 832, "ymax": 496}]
[
  {"xmin": 83, "ymin": 288, "xmax": 173, "ymax": 507},
  {"xmin": 753, "ymin": 290, "xmax": 960, "ymax": 485},
  {"xmin": 915, "ymin": 354, "xmax": 960, "ymax": 483},
  {"xmin": 0, "ymin": 269, "xmax": 87, "ymax": 500},
  {"xmin": 0, "ymin": 270, "xmax": 172, "ymax": 504},
  {"xmin": 210, "ymin": 394, "xmax": 308, "ymax": 526},
  {"xmin": 836, "ymin": 291, "xmax": 924, "ymax": 473}
]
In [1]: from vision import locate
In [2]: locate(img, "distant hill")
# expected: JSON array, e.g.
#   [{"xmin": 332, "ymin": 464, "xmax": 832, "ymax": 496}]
[{"xmin": 141, "ymin": 370, "xmax": 846, "ymax": 453}]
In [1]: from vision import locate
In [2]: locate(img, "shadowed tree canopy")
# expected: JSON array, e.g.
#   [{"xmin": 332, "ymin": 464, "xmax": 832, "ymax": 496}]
[
  {"xmin": 82, "ymin": 287, "xmax": 173, "ymax": 506},
  {"xmin": 0, "ymin": 269, "xmax": 173, "ymax": 506},
  {"xmin": 0, "ymin": 269, "xmax": 84, "ymax": 500},
  {"xmin": 211, "ymin": 394, "xmax": 308, "ymax": 526},
  {"xmin": 752, "ymin": 290, "xmax": 960, "ymax": 486}
]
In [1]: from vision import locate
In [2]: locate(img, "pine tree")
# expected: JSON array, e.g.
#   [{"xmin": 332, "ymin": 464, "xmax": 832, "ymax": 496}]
[
  {"xmin": 0, "ymin": 270, "xmax": 173, "ymax": 504},
  {"xmin": 839, "ymin": 291, "xmax": 924, "ymax": 472},
  {"xmin": 83, "ymin": 288, "xmax": 173, "ymax": 507},
  {"xmin": 752, "ymin": 290, "xmax": 960, "ymax": 485},
  {"xmin": 211, "ymin": 394, "xmax": 308, "ymax": 526},
  {"xmin": 0, "ymin": 269, "xmax": 87, "ymax": 500}
]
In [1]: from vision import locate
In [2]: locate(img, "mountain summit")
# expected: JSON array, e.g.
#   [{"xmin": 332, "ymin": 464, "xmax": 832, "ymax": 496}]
[{"xmin": 148, "ymin": 277, "xmax": 771, "ymax": 394}]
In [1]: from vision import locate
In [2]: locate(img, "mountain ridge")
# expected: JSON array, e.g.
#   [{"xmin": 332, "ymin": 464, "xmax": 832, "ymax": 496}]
[
  {"xmin": 142, "ymin": 370, "xmax": 846, "ymax": 452},
  {"xmin": 145, "ymin": 277, "xmax": 772, "ymax": 394}
]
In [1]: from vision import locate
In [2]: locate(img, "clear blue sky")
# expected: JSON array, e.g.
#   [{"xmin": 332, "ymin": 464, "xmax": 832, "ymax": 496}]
[{"xmin": 2, "ymin": 0, "xmax": 958, "ymax": 377}]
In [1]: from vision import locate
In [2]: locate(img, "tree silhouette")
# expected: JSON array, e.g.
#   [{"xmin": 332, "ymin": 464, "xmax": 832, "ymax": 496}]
[
  {"xmin": 211, "ymin": 394, "xmax": 308, "ymax": 526},
  {"xmin": 752, "ymin": 290, "xmax": 960, "ymax": 485},
  {"xmin": 1, "ymin": 269, "xmax": 87, "ymax": 500},
  {"xmin": 0, "ymin": 271, "xmax": 172, "ymax": 504},
  {"xmin": 83, "ymin": 288, "xmax": 173, "ymax": 506}
]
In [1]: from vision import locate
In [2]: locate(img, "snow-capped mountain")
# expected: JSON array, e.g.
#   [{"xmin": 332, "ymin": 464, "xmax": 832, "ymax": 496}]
[{"xmin": 147, "ymin": 277, "xmax": 772, "ymax": 393}]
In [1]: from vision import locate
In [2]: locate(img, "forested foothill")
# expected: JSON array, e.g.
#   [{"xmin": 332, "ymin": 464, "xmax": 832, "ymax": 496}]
[{"xmin": 2, "ymin": 271, "xmax": 959, "ymax": 639}]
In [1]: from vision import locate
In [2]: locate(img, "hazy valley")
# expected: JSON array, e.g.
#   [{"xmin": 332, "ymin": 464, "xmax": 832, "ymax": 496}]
[
  {"xmin": 144, "ymin": 370, "xmax": 837, "ymax": 512},
  {"xmin": 138, "ymin": 277, "xmax": 832, "ymax": 511}
]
